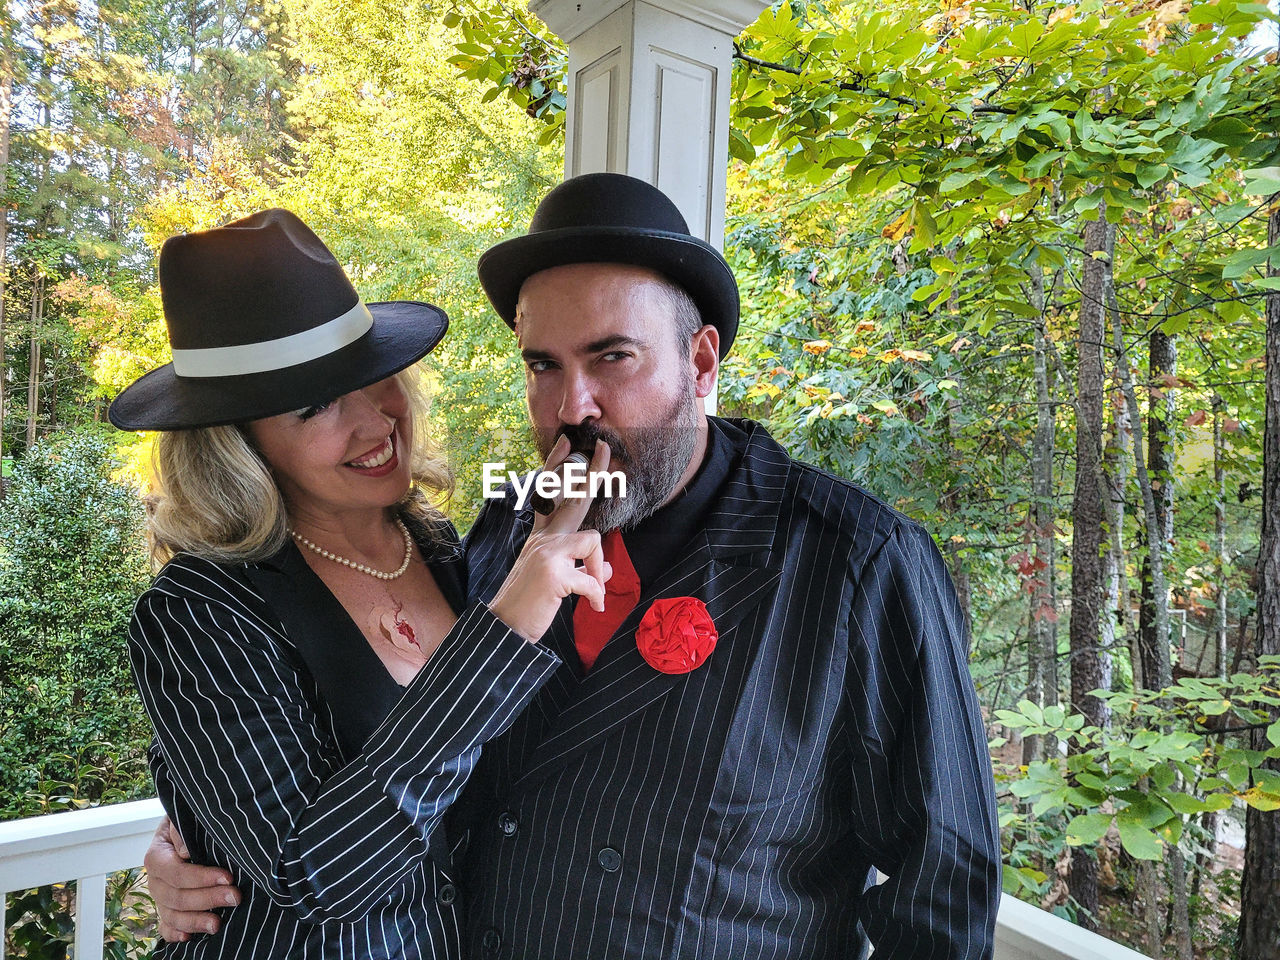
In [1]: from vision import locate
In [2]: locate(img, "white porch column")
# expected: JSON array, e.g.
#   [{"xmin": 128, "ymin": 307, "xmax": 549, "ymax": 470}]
[
  {"xmin": 528, "ymin": 0, "xmax": 767, "ymax": 413},
  {"xmin": 528, "ymin": 0, "xmax": 766, "ymax": 251}
]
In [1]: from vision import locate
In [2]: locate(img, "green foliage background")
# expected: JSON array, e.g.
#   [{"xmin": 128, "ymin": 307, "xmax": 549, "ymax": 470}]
[
  {"xmin": 2, "ymin": 0, "xmax": 1280, "ymax": 954},
  {"xmin": 0, "ymin": 433, "xmax": 153, "ymax": 815}
]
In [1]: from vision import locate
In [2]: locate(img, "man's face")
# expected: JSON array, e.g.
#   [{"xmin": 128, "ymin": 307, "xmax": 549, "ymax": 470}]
[{"xmin": 516, "ymin": 262, "xmax": 716, "ymax": 531}]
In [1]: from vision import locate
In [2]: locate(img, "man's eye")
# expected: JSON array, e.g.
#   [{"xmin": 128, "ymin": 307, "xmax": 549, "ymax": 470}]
[
  {"xmin": 296, "ymin": 400, "xmax": 334, "ymax": 421},
  {"xmin": 601, "ymin": 352, "xmax": 629, "ymax": 362},
  {"xmin": 527, "ymin": 360, "xmax": 555, "ymax": 373}
]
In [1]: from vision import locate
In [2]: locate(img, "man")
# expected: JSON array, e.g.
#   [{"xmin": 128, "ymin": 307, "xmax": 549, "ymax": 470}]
[{"xmin": 148, "ymin": 173, "xmax": 1001, "ymax": 958}]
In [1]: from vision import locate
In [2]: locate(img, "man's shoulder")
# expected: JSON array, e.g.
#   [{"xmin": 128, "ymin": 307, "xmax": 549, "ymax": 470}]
[{"xmin": 725, "ymin": 417, "xmax": 925, "ymax": 565}]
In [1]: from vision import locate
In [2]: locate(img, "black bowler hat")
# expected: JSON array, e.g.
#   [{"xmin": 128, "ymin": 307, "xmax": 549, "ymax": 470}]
[
  {"xmin": 109, "ymin": 209, "xmax": 448, "ymax": 431},
  {"xmin": 477, "ymin": 173, "xmax": 739, "ymax": 356}
]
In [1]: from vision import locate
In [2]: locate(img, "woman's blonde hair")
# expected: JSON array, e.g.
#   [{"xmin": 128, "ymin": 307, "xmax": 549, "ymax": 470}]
[{"xmin": 147, "ymin": 368, "xmax": 454, "ymax": 568}]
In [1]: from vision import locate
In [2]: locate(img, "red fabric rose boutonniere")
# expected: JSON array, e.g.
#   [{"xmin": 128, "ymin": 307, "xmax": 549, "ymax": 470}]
[{"xmin": 635, "ymin": 597, "xmax": 718, "ymax": 674}]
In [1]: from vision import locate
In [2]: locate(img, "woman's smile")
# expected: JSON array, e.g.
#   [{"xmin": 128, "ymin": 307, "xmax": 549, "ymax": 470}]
[{"xmin": 346, "ymin": 432, "xmax": 398, "ymax": 475}]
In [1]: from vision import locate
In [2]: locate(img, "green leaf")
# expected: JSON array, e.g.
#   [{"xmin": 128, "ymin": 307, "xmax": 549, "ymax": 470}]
[
  {"xmin": 1156, "ymin": 817, "xmax": 1183, "ymax": 846},
  {"xmin": 911, "ymin": 203, "xmax": 938, "ymax": 249},
  {"xmin": 1135, "ymin": 163, "xmax": 1169, "ymax": 189},
  {"xmin": 1117, "ymin": 820, "xmax": 1164, "ymax": 860},
  {"xmin": 729, "ymin": 128, "xmax": 755, "ymax": 163},
  {"xmin": 1121, "ymin": 795, "xmax": 1177, "ymax": 829},
  {"xmin": 1197, "ymin": 117, "xmax": 1254, "ymax": 147},
  {"xmin": 1243, "ymin": 166, "xmax": 1280, "ymax": 195},
  {"xmin": 1269, "ymin": 720, "xmax": 1280, "ymax": 748},
  {"xmin": 1250, "ymin": 277, "xmax": 1280, "ymax": 293},
  {"xmin": 1223, "ymin": 246, "xmax": 1276, "ymax": 279},
  {"xmin": 1165, "ymin": 792, "xmax": 1210, "ymax": 815},
  {"xmin": 1002, "ymin": 864, "xmax": 1048, "ymax": 895},
  {"xmin": 1066, "ymin": 813, "xmax": 1112, "ymax": 845},
  {"xmin": 1017, "ymin": 699, "xmax": 1045, "ymax": 724},
  {"xmin": 1150, "ymin": 764, "xmax": 1177, "ymax": 790}
]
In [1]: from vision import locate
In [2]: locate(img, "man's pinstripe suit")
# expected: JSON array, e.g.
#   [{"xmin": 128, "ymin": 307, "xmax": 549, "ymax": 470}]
[{"xmin": 455, "ymin": 417, "xmax": 1001, "ymax": 960}]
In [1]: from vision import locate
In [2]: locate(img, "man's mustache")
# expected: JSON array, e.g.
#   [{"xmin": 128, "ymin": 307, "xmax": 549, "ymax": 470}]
[{"xmin": 556, "ymin": 422, "xmax": 631, "ymax": 465}]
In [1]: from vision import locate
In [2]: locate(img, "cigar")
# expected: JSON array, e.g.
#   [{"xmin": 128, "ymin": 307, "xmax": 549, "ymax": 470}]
[{"xmin": 530, "ymin": 450, "xmax": 592, "ymax": 515}]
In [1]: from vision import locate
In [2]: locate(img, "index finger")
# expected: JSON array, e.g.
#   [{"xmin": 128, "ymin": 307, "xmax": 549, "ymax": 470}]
[
  {"xmin": 543, "ymin": 438, "xmax": 611, "ymax": 534},
  {"xmin": 157, "ymin": 859, "xmax": 237, "ymax": 891}
]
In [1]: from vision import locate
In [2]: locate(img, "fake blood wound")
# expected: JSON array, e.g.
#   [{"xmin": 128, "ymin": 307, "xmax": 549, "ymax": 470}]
[
  {"xmin": 379, "ymin": 599, "xmax": 420, "ymax": 651},
  {"xmin": 393, "ymin": 604, "xmax": 419, "ymax": 648}
]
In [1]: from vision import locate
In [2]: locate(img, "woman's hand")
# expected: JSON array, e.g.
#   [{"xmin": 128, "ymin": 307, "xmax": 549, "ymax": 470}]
[
  {"xmin": 144, "ymin": 817, "xmax": 241, "ymax": 941},
  {"xmin": 488, "ymin": 437, "xmax": 613, "ymax": 641}
]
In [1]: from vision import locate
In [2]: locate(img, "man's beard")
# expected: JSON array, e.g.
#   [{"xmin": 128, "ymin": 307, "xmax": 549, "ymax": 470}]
[{"xmin": 534, "ymin": 386, "xmax": 699, "ymax": 533}]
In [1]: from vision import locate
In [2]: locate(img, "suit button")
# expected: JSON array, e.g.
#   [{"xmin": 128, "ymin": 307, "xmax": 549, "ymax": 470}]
[
  {"xmin": 437, "ymin": 883, "xmax": 457, "ymax": 905},
  {"xmin": 498, "ymin": 811, "xmax": 519, "ymax": 836},
  {"xmin": 598, "ymin": 847, "xmax": 622, "ymax": 872},
  {"xmin": 481, "ymin": 927, "xmax": 502, "ymax": 954}
]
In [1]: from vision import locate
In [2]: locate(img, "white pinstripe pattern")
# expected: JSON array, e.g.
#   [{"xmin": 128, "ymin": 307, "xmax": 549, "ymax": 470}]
[
  {"xmin": 129, "ymin": 547, "xmax": 561, "ymax": 959},
  {"xmin": 454, "ymin": 417, "xmax": 1000, "ymax": 960}
]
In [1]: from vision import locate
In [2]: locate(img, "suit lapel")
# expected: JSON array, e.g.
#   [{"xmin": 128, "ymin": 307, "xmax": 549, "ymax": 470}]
[
  {"xmin": 513, "ymin": 539, "xmax": 780, "ymax": 789},
  {"xmin": 240, "ymin": 543, "xmax": 403, "ymax": 759},
  {"xmin": 531, "ymin": 595, "xmax": 582, "ymax": 720},
  {"xmin": 511, "ymin": 420, "xmax": 792, "ymax": 791}
]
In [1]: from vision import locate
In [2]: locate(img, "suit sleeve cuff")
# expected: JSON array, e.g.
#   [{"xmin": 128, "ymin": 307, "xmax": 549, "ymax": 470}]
[{"xmin": 362, "ymin": 601, "xmax": 561, "ymax": 787}]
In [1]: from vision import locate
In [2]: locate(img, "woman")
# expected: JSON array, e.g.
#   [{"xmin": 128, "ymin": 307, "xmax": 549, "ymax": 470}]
[{"xmin": 110, "ymin": 209, "xmax": 610, "ymax": 958}]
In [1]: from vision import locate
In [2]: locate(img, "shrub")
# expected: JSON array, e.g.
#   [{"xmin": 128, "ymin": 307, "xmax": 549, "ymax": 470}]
[{"xmin": 0, "ymin": 431, "xmax": 153, "ymax": 815}]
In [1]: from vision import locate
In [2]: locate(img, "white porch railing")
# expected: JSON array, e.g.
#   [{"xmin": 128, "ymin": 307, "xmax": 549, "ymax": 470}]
[
  {"xmin": 0, "ymin": 799, "xmax": 1152, "ymax": 960},
  {"xmin": 0, "ymin": 798, "xmax": 165, "ymax": 960}
]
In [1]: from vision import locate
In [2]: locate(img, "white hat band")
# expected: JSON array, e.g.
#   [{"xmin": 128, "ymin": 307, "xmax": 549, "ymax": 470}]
[{"xmin": 170, "ymin": 299, "xmax": 375, "ymax": 378}]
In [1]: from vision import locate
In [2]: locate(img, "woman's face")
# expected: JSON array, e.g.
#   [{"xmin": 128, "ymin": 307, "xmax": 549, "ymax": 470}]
[{"xmin": 246, "ymin": 375, "xmax": 413, "ymax": 521}]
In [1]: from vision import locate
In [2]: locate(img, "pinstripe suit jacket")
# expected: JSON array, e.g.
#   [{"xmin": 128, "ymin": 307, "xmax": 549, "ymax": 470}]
[
  {"xmin": 456, "ymin": 417, "xmax": 1000, "ymax": 960},
  {"xmin": 127, "ymin": 532, "xmax": 561, "ymax": 959}
]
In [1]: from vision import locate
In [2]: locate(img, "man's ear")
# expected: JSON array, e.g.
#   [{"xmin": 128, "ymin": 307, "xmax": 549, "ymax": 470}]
[{"xmin": 690, "ymin": 325, "xmax": 719, "ymax": 399}]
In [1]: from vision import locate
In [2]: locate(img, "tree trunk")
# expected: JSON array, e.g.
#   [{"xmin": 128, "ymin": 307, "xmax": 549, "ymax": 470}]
[
  {"xmin": 25, "ymin": 270, "xmax": 43, "ymax": 450},
  {"xmin": 1100, "ymin": 370, "xmax": 1128, "ymax": 723},
  {"xmin": 1138, "ymin": 860, "xmax": 1166, "ymax": 959},
  {"xmin": 0, "ymin": 29, "xmax": 11, "ymax": 495},
  {"xmin": 1111, "ymin": 237, "xmax": 1191, "ymax": 959},
  {"xmin": 1103, "ymin": 378, "xmax": 1131, "ymax": 685},
  {"xmin": 1238, "ymin": 196, "xmax": 1280, "ymax": 960},
  {"xmin": 1069, "ymin": 213, "xmax": 1112, "ymax": 927},
  {"xmin": 1026, "ymin": 270, "xmax": 1059, "ymax": 765},
  {"xmin": 1139, "ymin": 328, "xmax": 1177, "ymax": 687},
  {"xmin": 1214, "ymin": 396, "xmax": 1229, "ymax": 679}
]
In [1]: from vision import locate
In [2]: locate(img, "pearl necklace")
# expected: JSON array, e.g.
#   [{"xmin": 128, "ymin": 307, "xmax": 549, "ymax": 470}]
[{"xmin": 290, "ymin": 518, "xmax": 414, "ymax": 581}]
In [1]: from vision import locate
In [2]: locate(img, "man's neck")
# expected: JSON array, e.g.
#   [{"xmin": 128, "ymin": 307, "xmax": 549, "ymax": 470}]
[{"xmin": 656, "ymin": 413, "xmax": 709, "ymax": 510}]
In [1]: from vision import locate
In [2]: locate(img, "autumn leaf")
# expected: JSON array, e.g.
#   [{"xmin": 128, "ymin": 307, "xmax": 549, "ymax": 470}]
[
  {"xmin": 1185, "ymin": 409, "xmax": 1208, "ymax": 427},
  {"xmin": 1047, "ymin": 4, "xmax": 1076, "ymax": 26},
  {"xmin": 881, "ymin": 209, "xmax": 912, "ymax": 242},
  {"xmin": 900, "ymin": 349, "xmax": 933, "ymax": 363},
  {"xmin": 803, "ymin": 339, "xmax": 832, "ymax": 355}
]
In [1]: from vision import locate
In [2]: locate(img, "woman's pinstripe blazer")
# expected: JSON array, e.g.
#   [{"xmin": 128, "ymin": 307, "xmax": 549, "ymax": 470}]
[{"xmin": 127, "ymin": 528, "xmax": 560, "ymax": 959}]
